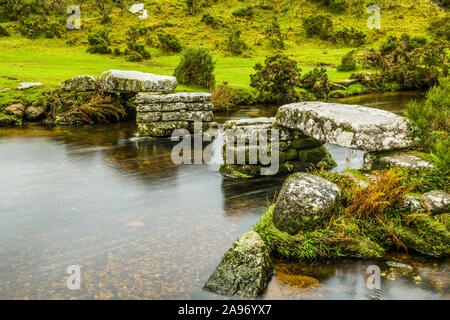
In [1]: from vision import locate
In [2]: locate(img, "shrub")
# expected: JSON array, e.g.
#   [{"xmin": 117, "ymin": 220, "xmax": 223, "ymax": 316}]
[
  {"xmin": 302, "ymin": 14, "xmax": 333, "ymax": 40},
  {"xmin": 0, "ymin": 24, "xmax": 9, "ymax": 36},
  {"xmin": 232, "ymin": 5, "xmax": 254, "ymax": 19},
  {"xmin": 174, "ymin": 47, "xmax": 216, "ymax": 89},
  {"xmin": 18, "ymin": 14, "xmax": 45, "ymax": 39},
  {"xmin": 264, "ymin": 16, "xmax": 285, "ymax": 49},
  {"xmin": 333, "ymin": 27, "xmax": 366, "ymax": 47},
  {"xmin": 211, "ymin": 82, "xmax": 235, "ymax": 111},
  {"xmin": 337, "ymin": 50, "xmax": 357, "ymax": 72},
  {"xmin": 329, "ymin": 0, "xmax": 348, "ymax": 12},
  {"xmin": 126, "ymin": 52, "xmax": 143, "ymax": 62},
  {"xmin": 157, "ymin": 31, "xmax": 182, "ymax": 53},
  {"xmin": 405, "ymin": 77, "xmax": 449, "ymax": 169},
  {"xmin": 226, "ymin": 29, "xmax": 247, "ymax": 55},
  {"xmin": 428, "ymin": 16, "xmax": 450, "ymax": 42},
  {"xmin": 201, "ymin": 13, "xmax": 221, "ymax": 29},
  {"xmin": 250, "ymin": 54, "xmax": 302, "ymax": 104},
  {"xmin": 44, "ymin": 22, "xmax": 62, "ymax": 39},
  {"xmin": 87, "ymin": 30, "xmax": 111, "ymax": 54},
  {"xmin": 186, "ymin": 0, "xmax": 199, "ymax": 15},
  {"xmin": 300, "ymin": 67, "xmax": 332, "ymax": 98}
]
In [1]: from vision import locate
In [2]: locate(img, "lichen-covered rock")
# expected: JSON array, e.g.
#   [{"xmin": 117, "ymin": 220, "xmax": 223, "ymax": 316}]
[
  {"xmin": 24, "ymin": 105, "xmax": 45, "ymax": 121},
  {"xmin": 420, "ymin": 190, "xmax": 450, "ymax": 214},
  {"xmin": 97, "ymin": 70, "xmax": 177, "ymax": 93},
  {"xmin": 17, "ymin": 82, "xmax": 43, "ymax": 90},
  {"xmin": 276, "ymin": 102, "xmax": 413, "ymax": 151},
  {"xmin": 363, "ymin": 151, "xmax": 434, "ymax": 170},
  {"xmin": 138, "ymin": 121, "xmax": 189, "ymax": 137},
  {"xmin": 203, "ymin": 231, "xmax": 273, "ymax": 297},
  {"xmin": 136, "ymin": 92, "xmax": 211, "ymax": 104},
  {"xmin": 160, "ymin": 111, "xmax": 214, "ymax": 122},
  {"xmin": 273, "ymin": 173, "xmax": 341, "ymax": 234},
  {"xmin": 403, "ymin": 195, "xmax": 426, "ymax": 213},
  {"xmin": 4, "ymin": 103, "xmax": 24, "ymax": 116},
  {"xmin": 0, "ymin": 115, "xmax": 15, "ymax": 126},
  {"xmin": 60, "ymin": 75, "xmax": 95, "ymax": 91}
]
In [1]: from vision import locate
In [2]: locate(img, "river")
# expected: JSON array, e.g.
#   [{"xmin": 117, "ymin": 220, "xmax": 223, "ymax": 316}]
[{"xmin": 1, "ymin": 91, "xmax": 448, "ymax": 299}]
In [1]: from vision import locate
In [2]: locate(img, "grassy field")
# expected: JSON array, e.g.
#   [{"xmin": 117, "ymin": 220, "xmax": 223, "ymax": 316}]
[{"xmin": 0, "ymin": 0, "xmax": 447, "ymax": 92}]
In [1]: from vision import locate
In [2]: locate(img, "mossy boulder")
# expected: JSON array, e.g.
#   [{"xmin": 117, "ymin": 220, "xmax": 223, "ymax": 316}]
[
  {"xmin": 204, "ymin": 231, "xmax": 273, "ymax": 297},
  {"xmin": 97, "ymin": 70, "xmax": 177, "ymax": 93},
  {"xmin": 60, "ymin": 75, "xmax": 95, "ymax": 92},
  {"xmin": 273, "ymin": 173, "xmax": 341, "ymax": 234}
]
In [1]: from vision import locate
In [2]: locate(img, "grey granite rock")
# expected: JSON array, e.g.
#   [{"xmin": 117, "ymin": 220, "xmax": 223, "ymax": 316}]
[
  {"xmin": 97, "ymin": 70, "xmax": 177, "ymax": 93},
  {"xmin": 60, "ymin": 75, "xmax": 95, "ymax": 91}
]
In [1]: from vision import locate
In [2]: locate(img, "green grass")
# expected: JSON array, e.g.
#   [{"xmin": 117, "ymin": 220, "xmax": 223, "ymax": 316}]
[{"xmin": 0, "ymin": 0, "xmax": 446, "ymax": 92}]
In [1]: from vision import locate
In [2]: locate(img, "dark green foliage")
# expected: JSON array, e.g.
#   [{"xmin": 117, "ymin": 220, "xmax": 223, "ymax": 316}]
[
  {"xmin": 428, "ymin": 16, "xmax": 450, "ymax": 42},
  {"xmin": 365, "ymin": 34, "xmax": 449, "ymax": 89},
  {"xmin": 250, "ymin": 54, "xmax": 302, "ymax": 104},
  {"xmin": 226, "ymin": 29, "xmax": 247, "ymax": 55},
  {"xmin": 302, "ymin": 14, "xmax": 333, "ymax": 40},
  {"xmin": 44, "ymin": 22, "xmax": 63, "ymax": 39},
  {"xmin": 201, "ymin": 13, "xmax": 221, "ymax": 28},
  {"xmin": 232, "ymin": 5, "xmax": 254, "ymax": 19},
  {"xmin": 87, "ymin": 30, "xmax": 111, "ymax": 54},
  {"xmin": 18, "ymin": 14, "xmax": 45, "ymax": 39},
  {"xmin": 333, "ymin": 27, "xmax": 366, "ymax": 47},
  {"xmin": 124, "ymin": 26, "xmax": 150, "ymax": 61},
  {"xmin": 186, "ymin": 0, "xmax": 199, "ymax": 15},
  {"xmin": 337, "ymin": 50, "xmax": 357, "ymax": 71},
  {"xmin": 157, "ymin": 31, "xmax": 182, "ymax": 53},
  {"xmin": 300, "ymin": 67, "xmax": 332, "ymax": 98},
  {"xmin": 264, "ymin": 16, "xmax": 285, "ymax": 49},
  {"xmin": 174, "ymin": 47, "xmax": 216, "ymax": 89},
  {"xmin": 405, "ymin": 77, "xmax": 449, "ymax": 170},
  {"xmin": 0, "ymin": 24, "xmax": 9, "ymax": 36}
]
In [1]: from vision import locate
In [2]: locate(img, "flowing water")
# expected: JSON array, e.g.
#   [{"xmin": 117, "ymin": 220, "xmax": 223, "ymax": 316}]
[{"xmin": 1, "ymin": 91, "xmax": 448, "ymax": 300}]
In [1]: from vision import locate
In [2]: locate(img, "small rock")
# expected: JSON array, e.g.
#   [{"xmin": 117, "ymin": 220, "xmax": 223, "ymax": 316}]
[
  {"xmin": 24, "ymin": 105, "xmax": 45, "ymax": 121},
  {"xmin": 203, "ymin": 231, "xmax": 273, "ymax": 297},
  {"xmin": 60, "ymin": 75, "xmax": 95, "ymax": 91},
  {"xmin": 386, "ymin": 261, "xmax": 413, "ymax": 269},
  {"xmin": 17, "ymin": 82, "xmax": 43, "ymax": 90},
  {"xmin": 404, "ymin": 195, "xmax": 425, "ymax": 213},
  {"xmin": 0, "ymin": 87, "xmax": 10, "ymax": 92},
  {"xmin": 420, "ymin": 190, "xmax": 450, "ymax": 214},
  {"xmin": 273, "ymin": 173, "xmax": 341, "ymax": 234},
  {"xmin": 330, "ymin": 83, "xmax": 347, "ymax": 91},
  {"xmin": 4, "ymin": 103, "xmax": 24, "ymax": 116},
  {"xmin": 338, "ymin": 79, "xmax": 359, "ymax": 87},
  {"xmin": 341, "ymin": 172, "xmax": 368, "ymax": 188},
  {"xmin": 0, "ymin": 115, "xmax": 14, "ymax": 126}
]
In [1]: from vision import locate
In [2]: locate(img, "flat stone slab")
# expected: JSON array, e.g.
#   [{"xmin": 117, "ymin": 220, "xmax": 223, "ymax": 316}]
[
  {"xmin": 276, "ymin": 102, "xmax": 413, "ymax": 151},
  {"xmin": 60, "ymin": 75, "xmax": 95, "ymax": 91},
  {"xmin": 364, "ymin": 151, "xmax": 434, "ymax": 170},
  {"xmin": 17, "ymin": 82, "xmax": 43, "ymax": 90},
  {"xmin": 136, "ymin": 102, "xmax": 213, "ymax": 112},
  {"xmin": 136, "ymin": 92, "xmax": 211, "ymax": 104},
  {"xmin": 97, "ymin": 70, "xmax": 177, "ymax": 93}
]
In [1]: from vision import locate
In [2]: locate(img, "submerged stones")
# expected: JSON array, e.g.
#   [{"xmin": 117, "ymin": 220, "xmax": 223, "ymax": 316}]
[
  {"xmin": 363, "ymin": 151, "xmax": 434, "ymax": 170},
  {"xmin": 97, "ymin": 70, "xmax": 177, "ymax": 93},
  {"xmin": 276, "ymin": 101, "xmax": 413, "ymax": 151},
  {"xmin": 60, "ymin": 75, "xmax": 95, "ymax": 91},
  {"xmin": 273, "ymin": 173, "xmax": 341, "ymax": 235},
  {"xmin": 219, "ymin": 117, "xmax": 336, "ymax": 179},
  {"xmin": 136, "ymin": 92, "xmax": 216, "ymax": 137},
  {"xmin": 203, "ymin": 231, "xmax": 273, "ymax": 297}
]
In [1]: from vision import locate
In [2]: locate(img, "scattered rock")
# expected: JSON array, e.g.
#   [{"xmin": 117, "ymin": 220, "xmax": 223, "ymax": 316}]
[
  {"xmin": 17, "ymin": 82, "xmax": 43, "ymax": 90},
  {"xmin": 97, "ymin": 70, "xmax": 177, "ymax": 93},
  {"xmin": 24, "ymin": 105, "xmax": 45, "ymax": 121},
  {"xmin": 60, "ymin": 75, "xmax": 95, "ymax": 91},
  {"xmin": 276, "ymin": 102, "xmax": 413, "ymax": 151},
  {"xmin": 330, "ymin": 83, "xmax": 347, "ymax": 91},
  {"xmin": 4, "ymin": 103, "xmax": 24, "ymax": 116},
  {"xmin": 403, "ymin": 195, "xmax": 425, "ymax": 213},
  {"xmin": 0, "ymin": 87, "xmax": 10, "ymax": 92},
  {"xmin": 420, "ymin": 190, "xmax": 450, "ymax": 214},
  {"xmin": 341, "ymin": 172, "xmax": 368, "ymax": 188},
  {"xmin": 338, "ymin": 79, "xmax": 359, "ymax": 87},
  {"xmin": 0, "ymin": 115, "xmax": 14, "ymax": 126},
  {"xmin": 420, "ymin": 269, "xmax": 450, "ymax": 294},
  {"xmin": 273, "ymin": 173, "xmax": 341, "ymax": 234},
  {"xmin": 363, "ymin": 151, "xmax": 434, "ymax": 170},
  {"xmin": 204, "ymin": 231, "xmax": 273, "ymax": 297}
]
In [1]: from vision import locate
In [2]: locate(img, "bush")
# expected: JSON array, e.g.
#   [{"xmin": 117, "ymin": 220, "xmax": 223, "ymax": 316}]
[
  {"xmin": 365, "ymin": 34, "xmax": 449, "ymax": 89},
  {"xmin": 337, "ymin": 50, "xmax": 357, "ymax": 72},
  {"xmin": 157, "ymin": 31, "xmax": 182, "ymax": 53},
  {"xmin": 174, "ymin": 47, "xmax": 216, "ymax": 89},
  {"xmin": 211, "ymin": 82, "xmax": 235, "ymax": 111},
  {"xmin": 87, "ymin": 30, "xmax": 111, "ymax": 54},
  {"xmin": 0, "ymin": 25, "xmax": 9, "ymax": 36},
  {"xmin": 226, "ymin": 29, "xmax": 247, "ymax": 55},
  {"xmin": 428, "ymin": 16, "xmax": 450, "ymax": 42},
  {"xmin": 44, "ymin": 22, "xmax": 62, "ymax": 39},
  {"xmin": 300, "ymin": 67, "xmax": 332, "ymax": 98},
  {"xmin": 201, "ymin": 13, "xmax": 221, "ymax": 29},
  {"xmin": 302, "ymin": 14, "xmax": 333, "ymax": 40},
  {"xmin": 126, "ymin": 52, "xmax": 143, "ymax": 62},
  {"xmin": 405, "ymin": 77, "xmax": 449, "ymax": 169},
  {"xmin": 186, "ymin": 0, "xmax": 199, "ymax": 15},
  {"xmin": 232, "ymin": 5, "xmax": 254, "ymax": 19},
  {"xmin": 250, "ymin": 54, "xmax": 302, "ymax": 104},
  {"xmin": 333, "ymin": 27, "xmax": 366, "ymax": 47},
  {"xmin": 18, "ymin": 14, "xmax": 45, "ymax": 39},
  {"xmin": 264, "ymin": 16, "xmax": 285, "ymax": 49}
]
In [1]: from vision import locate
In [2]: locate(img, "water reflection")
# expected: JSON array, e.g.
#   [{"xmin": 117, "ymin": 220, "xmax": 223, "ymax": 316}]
[{"xmin": 0, "ymin": 91, "xmax": 446, "ymax": 300}]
